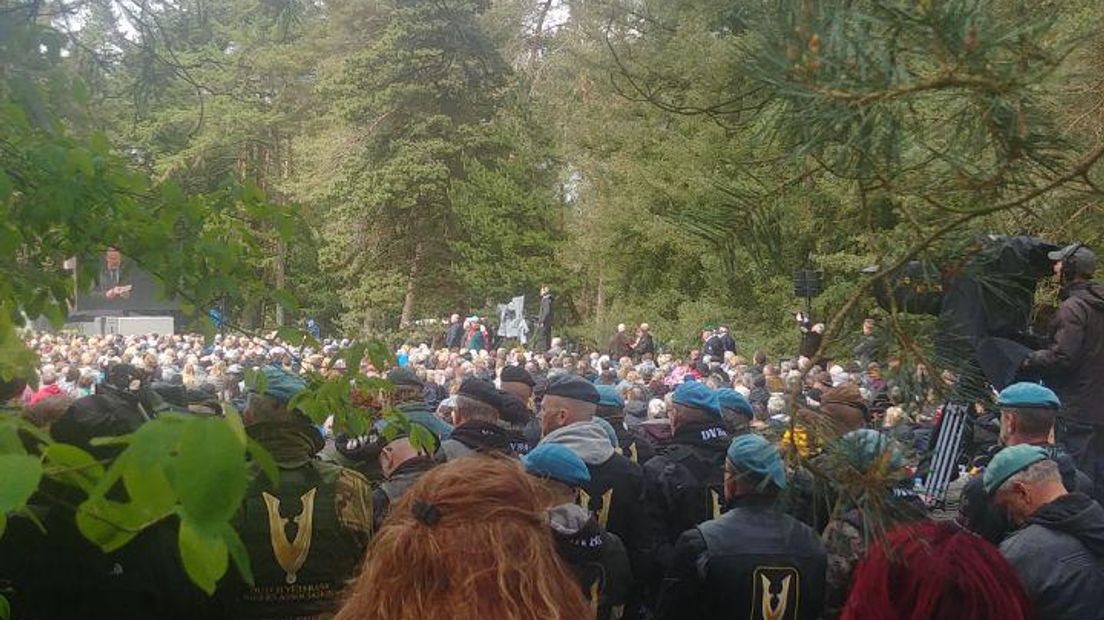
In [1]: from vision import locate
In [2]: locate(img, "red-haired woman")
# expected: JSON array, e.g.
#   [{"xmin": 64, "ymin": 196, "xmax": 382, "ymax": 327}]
[
  {"xmin": 841, "ymin": 521, "xmax": 1033, "ymax": 620},
  {"xmin": 336, "ymin": 456, "xmax": 592, "ymax": 620}
]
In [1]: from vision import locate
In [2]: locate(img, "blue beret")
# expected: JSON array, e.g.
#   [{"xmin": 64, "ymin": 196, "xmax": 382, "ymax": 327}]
[
  {"xmin": 595, "ymin": 385, "xmax": 624, "ymax": 408},
  {"xmin": 984, "ymin": 444, "xmax": 1049, "ymax": 494},
  {"xmin": 997, "ymin": 382, "xmax": 1061, "ymax": 409},
  {"xmin": 726, "ymin": 434, "xmax": 786, "ymax": 490},
  {"xmin": 672, "ymin": 381, "xmax": 721, "ymax": 417},
  {"xmin": 544, "ymin": 375, "xmax": 600, "ymax": 405},
  {"xmin": 522, "ymin": 443, "xmax": 591, "ymax": 487},
  {"xmin": 715, "ymin": 388, "xmax": 753, "ymax": 417},
  {"xmin": 839, "ymin": 429, "xmax": 905, "ymax": 473},
  {"xmin": 256, "ymin": 366, "xmax": 306, "ymax": 403}
]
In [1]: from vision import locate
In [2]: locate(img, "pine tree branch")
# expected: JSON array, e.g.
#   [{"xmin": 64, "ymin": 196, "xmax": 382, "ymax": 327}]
[{"xmin": 813, "ymin": 72, "xmax": 1012, "ymax": 107}]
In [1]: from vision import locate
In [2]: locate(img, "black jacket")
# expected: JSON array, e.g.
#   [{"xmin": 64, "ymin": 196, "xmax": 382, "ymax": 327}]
[
  {"xmin": 1000, "ymin": 492, "xmax": 1104, "ymax": 620},
  {"xmin": 959, "ymin": 443, "xmax": 1093, "ymax": 544},
  {"xmin": 655, "ymin": 496, "xmax": 827, "ymax": 620},
  {"xmin": 445, "ymin": 321, "xmax": 464, "ymax": 349},
  {"xmin": 703, "ymin": 336, "xmax": 725, "ymax": 359},
  {"xmin": 719, "ymin": 334, "xmax": 737, "ymax": 354},
  {"xmin": 642, "ymin": 421, "xmax": 730, "ymax": 573},
  {"xmin": 438, "ymin": 420, "xmax": 514, "ymax": 461},
  {"xmin": 1025, "ymin": 281, "xmax": 1104, "ymax": 425},
  {"xmin": 538, "ymin": 294, "xmax": 553, "ymax": 328},
  {"xmin": 635, "ymin": 333, "xmax": 656, "ymax": 358},
  {"xmin": 550, "ymin": 503, "xmax": 633, "ymax": 620}
]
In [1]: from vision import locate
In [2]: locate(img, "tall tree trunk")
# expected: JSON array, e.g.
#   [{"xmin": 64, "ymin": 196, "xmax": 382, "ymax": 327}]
[
  {"xmin": 399, "ymin": 241, "xmax": 423, "ymax": 328},
  {"xmin": 273, "ymin": 130, "xmax": 289, "ymax": 326},
  {"xmin": 274, "ymin": 236, "xmax": 287, "ymax": 326},
  {"xmin": 595, "ymin": 269, "xmax": 604, "ymax": 345}
]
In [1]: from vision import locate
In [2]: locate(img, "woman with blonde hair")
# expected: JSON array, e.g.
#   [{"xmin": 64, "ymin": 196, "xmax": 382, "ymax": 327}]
[
  {"xmin": 336, "ymin": 457, "xmax": 591, "ymax": 620},
  {"xmin": 180, "ymin": 362, "xmax": 199, "ymax": 388}
]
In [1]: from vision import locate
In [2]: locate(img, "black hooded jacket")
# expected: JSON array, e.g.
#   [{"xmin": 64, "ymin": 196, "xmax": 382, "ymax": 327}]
[
  {"xmin": 1000, "ymin": 492, "xmax": 1104, "ymax": 619},
  {"xmin": 1025, "ymin": 281, "xmax": 1104, "ymax": 425},
  {"xmin": 549, "ymin": 504, "xmax": 633, "ymax": 620},
  {"xmin": 642, "ymin": 421, "xmax": 730, "ymax": 574}
]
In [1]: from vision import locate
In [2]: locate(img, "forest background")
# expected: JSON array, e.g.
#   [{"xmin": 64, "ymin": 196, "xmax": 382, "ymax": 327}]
[{"xmin": 6, "ymin": 0, "xmax": 1104, "ymax": 360}]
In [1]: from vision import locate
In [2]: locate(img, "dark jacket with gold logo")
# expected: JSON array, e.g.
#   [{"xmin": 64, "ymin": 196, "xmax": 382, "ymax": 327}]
[
  {"xmin": 216, "ymin": 420, "xmax": 373, "ymax": 619},
  {"xmin": 654, "ymin": 495, "xmax": 827, "ymax": 620}
]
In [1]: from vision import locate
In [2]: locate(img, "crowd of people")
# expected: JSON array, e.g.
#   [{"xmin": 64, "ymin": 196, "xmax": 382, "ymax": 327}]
[{"xmin": 2, "ymin": 244, "xmax": 1103, "ymax": 619}]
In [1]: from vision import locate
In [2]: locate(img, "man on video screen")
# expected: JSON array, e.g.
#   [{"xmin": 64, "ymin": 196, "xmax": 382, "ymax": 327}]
[{"xmin": 97, "ymin": 246, "xmax": 133, "ymax": 301}]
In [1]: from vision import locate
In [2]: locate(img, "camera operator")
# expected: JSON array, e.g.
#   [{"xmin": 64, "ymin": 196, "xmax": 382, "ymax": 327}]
[{"xmin": 1023, "ymin": 244, "xmax": 1104, "ymax": 500}]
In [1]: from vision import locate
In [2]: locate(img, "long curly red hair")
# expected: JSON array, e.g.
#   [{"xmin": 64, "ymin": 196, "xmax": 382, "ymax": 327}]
[
  {"xmin": 842, "ymin": 521, "xmax": 1033, "ymax": 620},
  {"xmin": 335, "ymin": 456, "xmax": 591, "ymax": 620}
]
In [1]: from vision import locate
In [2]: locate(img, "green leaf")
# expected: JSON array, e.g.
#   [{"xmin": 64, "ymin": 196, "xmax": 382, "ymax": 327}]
[
  {"xmin": 16, "ymin": 505, "xmax": 45, "ymax": 534},
  {"xmin": 0, "ymin": 592, "xmax": 9, "ymax": 620},
  {"xmin": 76, "ymin": 497, "xmax": 141, "ymax": 552},
  {"xmin": 43, "ymin": 443, "xmax": 103, "ymax": 492},
  {"xmin": 275, "ymin": 325, "xmax": 305, "ymax": 348},
  {"xmin": 0, "ymin": 513, "xmax": 6, "ymax": 539},
  {"xmin": 173, "ymin": 418, "xmax": 247, "ymax": 527},
  {"xmin": 246, "ymin": 437, "xmax": 279, "ymax": 487},
  {"xmin": 221, "ymin": 522, "xmax": 254, "ymax": 587},
  {"xmin": 0, "ymin": 454, "xmax": 42, "ymax": 513},
  {"xmin": 366, "ymin": 340, "xmax": 394, "ymax": 370},
  {"xmin": 123, "ymin": 465, "xmax": 176, "ymax": 522},
  {"xmin": 89, "ymin": 435, "xmax": 133, "ymax": 448},
  {"xmin": 178, "ymin": 518, "xmax": 229, "ymax": 595},
  {"xmin": 244, "ymin": 368, "xmax": 267, "ymax": 398},
  {"xmin": 342, "ymin": 343, "xmax": 367, "ymax": 376},
  {"xmin": 223, "ymin": 403, "xmax": 247, "ymax": 447},
  {"xmin": 409, "ymin": 423, "xmax": 437, "ymax": 456},
  {"xmin": 0, "ymin": 424, "xmax": 26, "ymax": 455}
]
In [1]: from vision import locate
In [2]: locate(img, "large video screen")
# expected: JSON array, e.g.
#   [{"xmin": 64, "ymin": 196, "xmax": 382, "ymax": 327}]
[{"xmin": 70, "ymin": 247, "xmax": 180, "ymax": 316}]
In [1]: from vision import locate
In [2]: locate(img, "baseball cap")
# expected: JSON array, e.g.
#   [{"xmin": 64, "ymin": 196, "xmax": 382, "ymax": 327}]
[{"xmin": 1048, "ymin": 243, "xmax": 1097, "ymax": 274}]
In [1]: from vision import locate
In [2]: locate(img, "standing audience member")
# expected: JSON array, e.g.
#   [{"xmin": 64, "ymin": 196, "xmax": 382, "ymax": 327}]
[
  {"xmin": 985, "ymin": 444, "xmax": 1104, "ymax": 619},
  {"xmin": 643, "ymin": 381, "xmax": 730, "ymax": 574},
  {"xmin": 523, "ymin": 443, "xmax": 632, "ymax": 620},
  {"xmin": 439, "ymin": 377, "xmax": 513, "ymax": 460},
  {"xmin": 220, "ymin": 367, "xmax": 374, "ymax": 619},
  {"xmin": 655, "ymin": 434, "xmax": 826, "ymax": 620}
]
